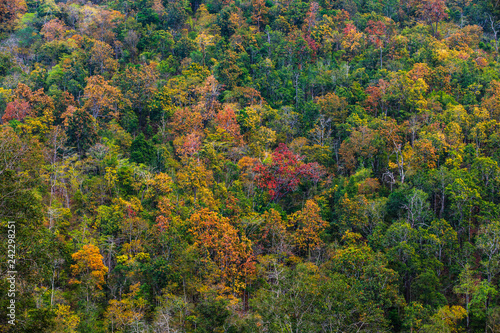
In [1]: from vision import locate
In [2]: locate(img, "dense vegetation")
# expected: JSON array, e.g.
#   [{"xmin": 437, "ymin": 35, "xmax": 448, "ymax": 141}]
[{"xmin": 1, "ymin": 0, "xmax": 500, "ymax": 332}]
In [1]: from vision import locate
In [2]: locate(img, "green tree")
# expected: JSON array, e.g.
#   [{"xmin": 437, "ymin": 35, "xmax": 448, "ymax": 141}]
[{"xmin": 130, "ymin": 133, "xmax": 155, "ymax": 165}]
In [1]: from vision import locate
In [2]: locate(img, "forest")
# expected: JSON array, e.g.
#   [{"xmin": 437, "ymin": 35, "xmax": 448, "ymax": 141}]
[{"xmin": 1, "ymin": 0, "xmax": 500, "ymax": 332}]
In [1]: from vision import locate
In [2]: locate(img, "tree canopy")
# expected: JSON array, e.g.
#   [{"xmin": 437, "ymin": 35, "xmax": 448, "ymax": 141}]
[{"xmin": 1, "ymin": 0, "xmax": 500, "ymax": 332}]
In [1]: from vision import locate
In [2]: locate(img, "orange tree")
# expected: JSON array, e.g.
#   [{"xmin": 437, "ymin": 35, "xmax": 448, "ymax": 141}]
[
  {"xmin": 70, "ymin": 244, "xmax": 109, "ymax": 305},
  {"xmin": 189, "ymin": 209, "xmax": 255, "ymax": 295}
]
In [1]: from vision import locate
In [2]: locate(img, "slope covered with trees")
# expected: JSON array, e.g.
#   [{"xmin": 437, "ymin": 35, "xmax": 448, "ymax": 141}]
[{"xmin": 1, "ymin": 0, "xmax": 500, "ymax": 332}]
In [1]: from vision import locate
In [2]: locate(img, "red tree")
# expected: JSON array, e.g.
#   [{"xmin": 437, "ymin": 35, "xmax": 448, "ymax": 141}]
[
  {"xmin": 365, "ymin": 20, "xmax": 387, "ymax": 68},
  {"xmin": 2, "ymin": 99, "xmax": 33, "ymax": 123},
  {"xmin": 254, "ymin": 144, "xmax": 324, "ymax": 201}
]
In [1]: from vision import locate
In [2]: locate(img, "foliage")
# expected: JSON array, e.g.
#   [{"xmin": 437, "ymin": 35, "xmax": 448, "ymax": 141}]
[{"xmin": 1, "ymin": 0, "xmax": 500, "ymax": 331}]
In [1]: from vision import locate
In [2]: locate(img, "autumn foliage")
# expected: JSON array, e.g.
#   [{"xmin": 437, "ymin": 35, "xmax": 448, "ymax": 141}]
[
  {"xmin": 70, "ymin": 244, "xmax": 109, "ymax": 291},
  {"xmin": 254, "ymin": 143, "xmax": 324, "ymax": 201},
  {"xmin": 1, "ymin": 0, "xmax": 500, "ymax": 332},
  {"xmin": 189, "ymin": 209, "xmax": 255, "ymax": 292}
]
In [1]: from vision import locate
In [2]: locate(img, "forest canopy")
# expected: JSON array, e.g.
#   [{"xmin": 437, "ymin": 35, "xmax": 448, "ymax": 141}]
[{"xmin": 1, "ymin": 0, "xmax": 500, "ymax": 332}]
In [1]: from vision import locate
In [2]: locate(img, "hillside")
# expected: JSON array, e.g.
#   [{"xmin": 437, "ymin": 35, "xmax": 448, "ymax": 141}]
[{"xmin": 1, "ymin": 0, "xmax": 500, "ymax": 332}]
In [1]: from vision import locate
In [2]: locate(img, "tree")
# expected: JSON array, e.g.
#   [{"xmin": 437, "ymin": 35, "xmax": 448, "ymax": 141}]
[
  {"xmin": 189, "ymin": 209, "xmax": 255, "ymax": 293},
  {"xmin": 341, "ymin": 23, "xmax": 363, "ymax": 59},
  {"xmin": 448, "ymin": 0, "xmax": 471, "ymax": 28},
  {"xmin": 338, "ymin": 193, "xmax": 370, "ymax": 235},
  {"xmin": 339, "ymin": 126, "xmax": 380, "ymax": 174},
  {"xmin": 69, "ymin": 244, "xmax": 109, "ymax": 305},
  {"xmin": 174, "ymin": 132, "xmax": 202, "ymax": 158},
  {"xmin": 169, "ymin": 107, "xmax": 203, "ymax": 138},
  {"xmin": 483, "ymin": 80, "xmax": 500, "ymax": 121},
  {"xmin": 383, "ymin": 220, "xmax": 420, "ymax": 302},
  {"xmin": 215, "ymin": 50, "xmax": 242, "ymax": 89},
  {"xmin": 151, "ymin": 292, "xmax": 189, "ymax": 332},
  {"xmin": 89, "ymin": 40, "xmax": 118, "ymax": 76},
  {"xmin": 65, "ymin": 108, "xmax": 98, "ymax": 154},
  {"xmin": 124, "ymin": 29, "xmax": 141, "ymax": 59},
  {"xmin": 104, "ymin": 283, "xmax": 147, "ymax": 332},
  {"xmin": 0, "ymin": 0, "xmax": 26, "ymax": 32},
  {"xmin": 176, "ymin": 158, "xmax": 214, "ymax": 203},
  {"xmin": 303, "ymin": 2, "xmax": 320, "ymax": 34},
  {"xmin": 254, "ymin": 143, "xmax": 324, "ymax": 202},
  {"xmin": 41, "ymin": 18, "xmax": 67, "ymax": 42},
  {"xmin": 0, "ymin": 126, "xmax": 42, "ymax": 222},
  {"xmin": 365, "ymin": 20, "xmax": 388, "ymax": 69},
  {"xmin": 403, "ymin": 188, "xmax": 432, "ymax": 228},
  {"xmin": 8, "ymin": 83, "xmax": 55, "ymax": 119},
  {"xmin": 321, "ymin": 233, "xmax": 402, "ymax": 331},
  {"xmin": 195, "ymin": 31, "xmax": 214, "ymax": 66},
  {"xmin": 214, "ymin": 104, "xmax": 243, "ymax": 145},
  {"xmin": 1, "ymin": 99, "xmax": 33, "ymax": 123},
  {"xmin": 251, "ymin": 0, "xmax": 269, "ymax": 30},
  {"xmin": 415, "ymin": 0, "xmax": 448, "ymax": 37},
  {"xmin": 364, "ymin": 79, "xmax": 389, "ymax": 117},
  {"xmin": 130, "ymin": 133, "xmax": 155, "ymax": 165},
  {"xmin": 251, "ymin": 262, "xmax": 325, "ymax": 332},
  {"xmin": 77, "ymin": 7, "xmax": 123, "ymax": 45},
  {"xmin": 446, "ymin": 176, "xmax": 481, "ymax": 240},
  {"xmin": 428, "ymin": 219, "xmax": 458, "ymax": 268},
  {"xmin": 114, "ymin": 62, "xmax": 159, "ymax": 127},
  {"xmin": 315, "ymin": 92, "xmax": 348, "ymax": 126},
  {"xmin": 422, "ymin": 305, "xmax": 467, "ymax": 332},
  {"xmin": 453, "ymin": 264, "xmax": 479, "ymax": 329},
  {"xmin": 83, "ymin": 76, "xmax": 124, "ymax": 120},
  {"xmin": 53, "ymin": 304, "xmax": 80, "ymax": 333},
  {"xmin": 149, "ymin": 30, "xmax": 174, "ymax": 57},
  {"xmin": 291, "ymin": 200, "xmax": 328, "ymax": 257},
  {"xmin": 477, "ymin": 221, "xmax": 500, "ymax": 284},
  {"xmin": 258, "ymin": 208, "xmax": 290, "ymax": 257},
  {"xmin": 194, "ymin": 75, "xmax": 222, "ymax": 122}
]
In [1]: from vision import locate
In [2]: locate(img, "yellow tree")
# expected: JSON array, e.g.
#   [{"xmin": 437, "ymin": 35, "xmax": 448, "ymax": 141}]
[
  {"xmin": 260, "ymin": 209, "xmax": 291, "ymax": 257},
  {"xmin": 290, "ymin": 200, "xmax": 328, "ymax": 258},
  {"xmin": 422, "ymin": 305, "xmax": 467, "ymax": 332},
  {"xmin": 195, "ymin": 31, "xmax": 214, "ymax": 66},
  {"xmin": 483, "ymin": 80, "xmax": 500, "ymax": 121},
  {"xmin": 105, "ymin": 282, "xmax": 147, "ymax": 332},
  {"xmin": 53, "ymin": 304, "xmax": 80, "ymax": 333},
  {"xmin": 341, "ymin": 23, "xmax": 363, "ymax": 60},
  {"xmin": 338, "ymin": 193, "xmax": 370, "ymax": 235},
  {"xmin": 315, "ymin": 92, "xmax": 348, "ymax": 125},
  {"xmin": 238, "ymin": 156, "xmax": 259, "ymax": 197},
  {"xmin": 176, "ymin": 158, "xmax": 215, "ymax": 207}
]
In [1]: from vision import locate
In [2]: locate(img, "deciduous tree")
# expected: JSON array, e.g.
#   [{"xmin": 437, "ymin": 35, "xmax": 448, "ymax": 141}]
[
  {"xmin": 83, "ymin": 76, "xmax": 124, "ymax": 120},
  {"xmin": 70, "ymin": 244, "xmax": 109, "ymax": 304},
  {"xmin": 254, "ymin": 144, "xmax": 324, "ymax": 202},
  {"xmin": 291, "ymin": 200, "xmax": 328, "ymax": 257}
]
